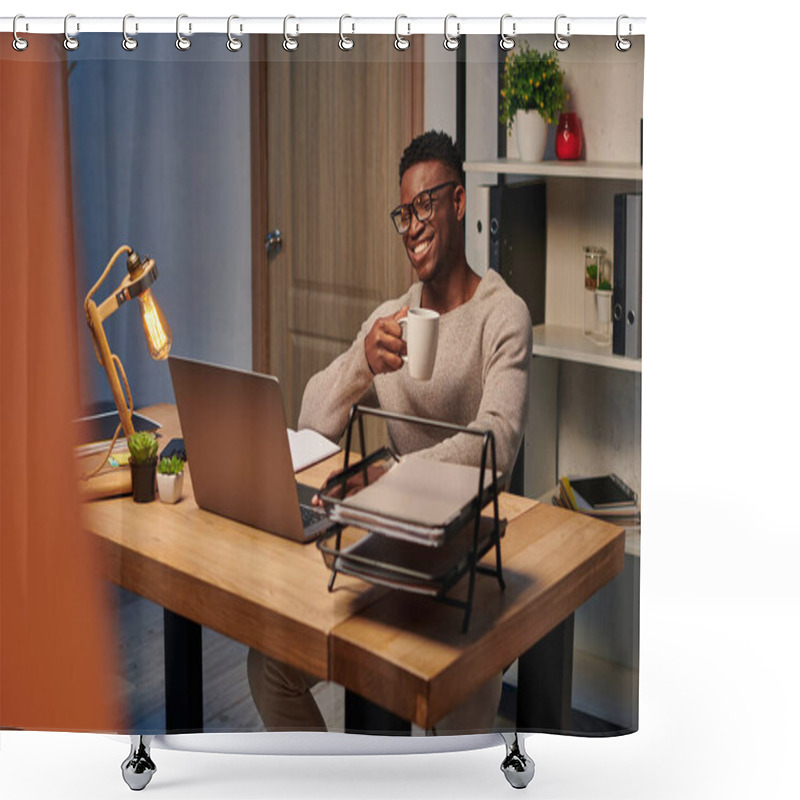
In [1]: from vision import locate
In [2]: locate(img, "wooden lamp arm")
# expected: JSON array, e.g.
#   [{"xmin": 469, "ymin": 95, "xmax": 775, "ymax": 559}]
[
  {"xmin": 83, "ymin": 245, "xmax": 137, "ymax": 439},
  {"xmin": 84, "ymin": 298, "xmax": 136, "ymax": 438}
]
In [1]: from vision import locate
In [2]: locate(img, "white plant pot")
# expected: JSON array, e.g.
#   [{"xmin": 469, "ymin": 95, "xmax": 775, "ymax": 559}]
[
  {"xmin": 157, "ymin": 471, "xmax": 184, "ymax": 504},
  {"xmin": 511, "ymin": 110, "xmax": 548, "ymax": 161},
  {"xmin": 595, "ymin": 289, "xmax": 613, "ymax": 325}
]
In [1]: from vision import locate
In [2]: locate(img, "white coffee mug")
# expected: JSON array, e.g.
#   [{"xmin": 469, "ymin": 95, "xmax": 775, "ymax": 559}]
[{"xmin": 398, "ymin": 308, "xmax": 440, "ymax": 381}]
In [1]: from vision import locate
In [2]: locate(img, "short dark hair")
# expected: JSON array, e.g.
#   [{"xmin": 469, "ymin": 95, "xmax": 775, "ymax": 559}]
[{"xmin": 399, "ymin": 130, "xmax": 465, "ymax": 187}]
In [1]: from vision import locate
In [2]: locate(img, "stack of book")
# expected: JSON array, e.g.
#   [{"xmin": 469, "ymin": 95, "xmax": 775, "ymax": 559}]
[{"xmin": 554, "ymin": 473, "xmax": 640, "ymax": 527}]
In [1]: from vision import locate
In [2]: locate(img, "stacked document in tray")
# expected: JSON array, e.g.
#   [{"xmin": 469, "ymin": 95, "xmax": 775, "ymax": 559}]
[
  {"xmin": 331, "ymin": 516, "xmax": 506, "ymax": 595},
  {"xmin": 328, "ymin": 457, "xmax": 500, "ymax": 546}
]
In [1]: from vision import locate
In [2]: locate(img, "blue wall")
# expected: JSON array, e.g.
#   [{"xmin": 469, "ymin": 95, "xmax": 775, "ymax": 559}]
[{"xmin": 67, "ymin": 34, "xmax": 253, "ymax": 412}]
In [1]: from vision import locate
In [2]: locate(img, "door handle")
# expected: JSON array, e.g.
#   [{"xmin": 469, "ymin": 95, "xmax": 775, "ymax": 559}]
[{"xmin": 265, "ymin": 229, "xmax": 282, "ymax": 258}]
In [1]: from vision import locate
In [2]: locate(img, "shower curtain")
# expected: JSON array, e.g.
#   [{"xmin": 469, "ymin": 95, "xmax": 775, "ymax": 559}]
[{"xmin": 0, "ymin": 18, "xmax": 643, "ymax": 777}]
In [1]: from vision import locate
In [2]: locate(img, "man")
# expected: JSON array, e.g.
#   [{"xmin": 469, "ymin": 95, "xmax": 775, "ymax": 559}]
[{"xmin": 248, "ymin": 130, "xmax": 532, "ymax": 733}]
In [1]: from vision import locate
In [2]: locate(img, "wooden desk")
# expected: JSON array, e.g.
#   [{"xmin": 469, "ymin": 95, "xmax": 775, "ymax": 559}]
[
  {"xmin": 81, "ymin": 404, "xmax": 381, "ymax": 683},
  {"xmin": 81, "ymin": 404, "xmax": 624, "ymax": 732},
  {"xmin": 331, "ymin": 502, "xmax": 623, "ymax": 729}
]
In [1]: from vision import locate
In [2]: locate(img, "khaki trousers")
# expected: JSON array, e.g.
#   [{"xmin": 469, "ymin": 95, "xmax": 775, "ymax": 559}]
[{"xmin": 247, "ymin": 647, "xmax": 503, "ymax": 734}]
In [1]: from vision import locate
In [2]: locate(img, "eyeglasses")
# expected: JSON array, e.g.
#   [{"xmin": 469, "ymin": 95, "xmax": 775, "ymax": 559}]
[{"xmin": 390, "ymin": 181, "xmax": 458, "ymax": 234}]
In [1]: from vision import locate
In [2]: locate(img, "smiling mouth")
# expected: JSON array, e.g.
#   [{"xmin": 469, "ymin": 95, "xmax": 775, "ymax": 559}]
[{"xmin": 412, "ymin": 239, "xmax": 432, "ymax": 256}]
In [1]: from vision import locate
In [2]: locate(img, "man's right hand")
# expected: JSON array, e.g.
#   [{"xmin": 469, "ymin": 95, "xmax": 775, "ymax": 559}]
[{"xmin": 364, "ymin": 305, "xmax": 408, "ymax": 376}]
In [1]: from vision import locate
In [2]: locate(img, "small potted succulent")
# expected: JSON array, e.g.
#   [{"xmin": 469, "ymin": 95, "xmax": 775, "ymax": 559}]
[
  {"xmin": 156, "ymin": 454, "xmax": 185, "ymax": 504},
  {"xmin": 128, "ymin": 431, "xmax": 159, "ymax": 503}
]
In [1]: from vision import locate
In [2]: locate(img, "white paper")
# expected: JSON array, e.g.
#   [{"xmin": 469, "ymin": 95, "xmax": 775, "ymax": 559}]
[
  {"xmin": 339, "ymin": 458, "xmax": 496, "ymax": 529},
  {"xmin": 287, "ymin": 428, "xmax": 340, "ymax": 472}
]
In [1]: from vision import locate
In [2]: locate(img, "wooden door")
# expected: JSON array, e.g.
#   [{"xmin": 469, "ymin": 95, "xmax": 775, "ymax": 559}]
[{"xmin": 251, "ymin": 35, "xmax": 424, "ymax": 430}]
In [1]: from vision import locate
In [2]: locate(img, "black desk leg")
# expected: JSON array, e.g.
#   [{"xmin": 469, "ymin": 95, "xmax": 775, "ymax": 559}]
[
  {"xmin": 345, "ymin": 691, "xmax": 411, "ymax": 735},
  {"xmin": 163, "ymin": 609, "xmax": 204, "ymax": 733},
  {"xmin": 516, "ymin": 614, "xmax": 574, "ymax": 732}
]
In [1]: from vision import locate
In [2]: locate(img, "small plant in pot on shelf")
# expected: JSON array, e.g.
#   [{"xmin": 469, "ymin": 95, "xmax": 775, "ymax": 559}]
[
  {"xmin": 499, "ymin": 44, "xmax": 568, "ymax": 161},
  {"xmin": 128, "ymin": 431, "xmax": 159, "ymax": 503},
  {"xmin": 156, "ymin": 454, "xmax": 185, "ymax": 505},
  {"xmin": 595, "ymin": 277, "xmax": 613, "ymax": 327}
]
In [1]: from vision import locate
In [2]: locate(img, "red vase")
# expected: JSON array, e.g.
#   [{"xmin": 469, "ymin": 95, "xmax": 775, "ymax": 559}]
[{"xmin": 556, "ymin": 112, "xmax": 583, "ymax": 160}]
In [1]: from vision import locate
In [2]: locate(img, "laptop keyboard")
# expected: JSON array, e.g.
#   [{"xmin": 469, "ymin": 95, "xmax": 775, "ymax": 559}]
[{"xmin": 300, "ymin": 504, "xmax": 327, "ymax": 529}]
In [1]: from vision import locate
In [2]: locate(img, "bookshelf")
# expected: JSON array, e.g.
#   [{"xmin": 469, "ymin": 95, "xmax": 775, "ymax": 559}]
[{"xmin": 460, "ymin": 34, "xmax": 644, "ymax": 730}]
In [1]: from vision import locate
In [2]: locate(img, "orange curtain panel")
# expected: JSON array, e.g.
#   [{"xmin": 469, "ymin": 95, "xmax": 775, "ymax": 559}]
[{"xmin": 0, "ymin": 35, "xmax": 122, "ymax": 732}]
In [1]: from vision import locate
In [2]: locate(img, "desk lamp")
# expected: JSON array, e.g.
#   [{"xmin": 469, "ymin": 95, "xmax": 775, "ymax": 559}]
[{"xmin": 83, "ymin": 245, "xmax": 172, "ymax": 472}]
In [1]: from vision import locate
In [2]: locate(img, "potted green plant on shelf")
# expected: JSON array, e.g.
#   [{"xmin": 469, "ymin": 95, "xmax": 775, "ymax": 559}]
[
  {"xmin": 128, "ymin": 431, "xmax": 159, "ymax": 503},
  {"xmin": 156, "ymin": 454, "xmax": 185, "ymax": 505},
  {"xmin": 499, "ymin": 43, "xmax": 568, "ymax": 161},
  {"xmin": 595, "ymin": 277, "xmax": 613, "ymax": 329},
  {"xmin": 583, "ymin": 247, "xmax": 613, "ymax": 345}
]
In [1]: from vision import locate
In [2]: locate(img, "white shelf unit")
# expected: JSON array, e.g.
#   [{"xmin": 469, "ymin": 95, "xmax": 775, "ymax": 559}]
[
  {"xmin": 462, "ymin": 35, "xmax": 644, "ymax": 731},
  {"xmin": 465, "ymin": 158, "xmax": 642, "ymax": 372},
  {"xmin": 465, "ymin": 158, "xmax": 642, "ymax": 182},
  {"xmin": 533, "ymin": 324, "xmax": 641, "ymax": 373}
]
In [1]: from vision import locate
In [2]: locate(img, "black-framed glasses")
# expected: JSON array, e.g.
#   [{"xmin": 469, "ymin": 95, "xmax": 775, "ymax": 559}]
[{"xmin": 389, "ymin": 181, "xmax": 458, "ymax": 234}]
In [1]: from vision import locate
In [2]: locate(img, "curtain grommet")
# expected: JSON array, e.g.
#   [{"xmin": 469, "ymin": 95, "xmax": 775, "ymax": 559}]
[
  {"xmin": 339, "ymin": 14, "xmax": 354, "ymax": 51},
  {"xmin": 554, "ymin": 14, "xmax": 570, "ymax": 51},
  {"xmin": 616, "ymin": 15, "xmax": 632, "ymax": 51},
  {"xmin": 64, "ymin": 14, "xmax": 79, "ymax": 51},
  {"xmin": 226, "ymin": 15, "xmax": 243, "ymax": 52},
  {"xmin": 283, "ymin": 15, "xmax": 298, "ymax": 51},
  {"xmin": 499, "ymin": 14, "xmax": 515, "ymax": 51},
  {"xmin": 176, "ymin": 14, "xmax": 191, "ymax": 51},
  {"xmin": 122, "ymin": 14, "xmax": 138, "ymax": 51},
  {"xmin": 443, "ymin": 14, "xmax": 460, "ymax": 51},
  {"xmin": 394, "ymin": 15, "xmax": 410, "ymax": 51},
  {"xmin": 12, "ymin": 14, "xmax": 29, "ymax": 51}
]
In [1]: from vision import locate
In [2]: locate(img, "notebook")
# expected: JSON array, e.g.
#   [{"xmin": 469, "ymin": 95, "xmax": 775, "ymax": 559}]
[
  {"xmin": 168, "ymin": 356, "xmax": 336, "ymax": 542},
  {"xmin": 568, "ymin": 473, "xmax": 637, "ymax": 509}
]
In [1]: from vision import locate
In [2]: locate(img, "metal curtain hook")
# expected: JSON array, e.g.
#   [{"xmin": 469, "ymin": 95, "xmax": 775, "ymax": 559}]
[
  {"xmin": 554, "ymin": 14, "xmax": 570, "ymax": 51},
  {"xmin": 227, "ymin": 15, "xmax": 243, "ymax": 51},
  {"xmin": 616, "ymin": 15, "xmax": 632, "ymax": 51},
  {"xmin": 12, "ymin": 14, "xmax": 28, "ymax": 51},
  {"xmin": 122, "ymin": 14, "xmax": 138, "ymax": 51},
  {"xmin": 394, "ymin": 14, "xmax": 410, "ymax": 50},
  {"xmin": 339, "ymin": 14, "xmax": 354, "ymax": 51},
  {"xmin": 499, "ymin": 14, "xmax": 515, "ymax": 51},
  {"xmin": 283, "ymin": 15, "xmax": 298, "ymax": 51},
  {"xmin": 64, "ymin": 13, "xmax": 79, "ymax": 50},
  {"xmin": 176, "ymin": 13, "xmax": 191, "ymax": 50},
  {"xmin": 443, "ymin": 14, "xmax": 460, "ymax": 51}
]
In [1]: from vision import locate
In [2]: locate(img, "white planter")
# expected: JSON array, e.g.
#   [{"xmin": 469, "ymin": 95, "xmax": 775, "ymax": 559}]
[
  {"xmin": 595, "ymin": 289, "xmax": 613, "ymax": 325},
  {"xmin": 511, "ymin": 110, "xmax": 548, "ymax": 161},
  {"xmin": 157, "ymin": 471, "xmax": 184, "ymax": 504}
]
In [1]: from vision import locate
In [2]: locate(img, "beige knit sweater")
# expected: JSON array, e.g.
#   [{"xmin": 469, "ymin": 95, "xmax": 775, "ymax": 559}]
[{"xmin": 297, "ymin": 269, "xmax": 532, "ymax": 480}]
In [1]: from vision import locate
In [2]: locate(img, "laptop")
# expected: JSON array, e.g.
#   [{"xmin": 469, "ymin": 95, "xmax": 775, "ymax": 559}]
[{"xmin": 168, "ymin": 355, "xmax": 333, "ymax": 542}]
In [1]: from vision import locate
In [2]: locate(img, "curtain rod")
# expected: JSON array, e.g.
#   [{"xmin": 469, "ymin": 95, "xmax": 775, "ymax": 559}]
[{"xmin": 0, "ymin": 15, "xmax": 646, "ymax": 38}]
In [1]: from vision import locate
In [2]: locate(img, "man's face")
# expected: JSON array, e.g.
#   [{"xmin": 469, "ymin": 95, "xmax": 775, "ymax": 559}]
[{"xmin": 399, "ymin": 160, "xmax": 464, "ymax": 284}]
